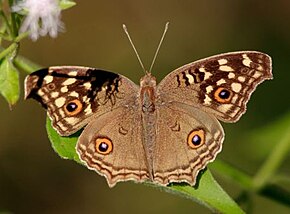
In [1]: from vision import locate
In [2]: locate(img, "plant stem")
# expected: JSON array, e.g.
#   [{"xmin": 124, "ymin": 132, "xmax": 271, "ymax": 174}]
[
  {"xmin": 0, "ymin": 42, "xmax": 17, "ymax": 59},
  {"xmin": 252, "ymin": 126, "xmax": 290, "ymax": 191},
  {"xmin": 0, "ymin": 10, "xmax": 12, "ymax": 35},
  {"xmin": 14, "ymin": 55, "xmax": 42, "ymax": 73},
  {"xmin": 0, "ymin": 32, "xmax": 28, "ymax": 60}
]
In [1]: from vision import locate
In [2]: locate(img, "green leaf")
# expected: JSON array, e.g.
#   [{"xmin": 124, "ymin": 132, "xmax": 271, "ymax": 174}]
[
  {"xmin": 59, "ymin": 0, "xmax": 77, "ymax": 10},
  {"xmin": 210, "ymin": 159, "xmax": 253, "ymax": 190},
  {"xmin": 46, "ymin": 117, "xmax": 81, "ymax": 163},
  {"xmin": 165, "ymin": 170, "xmax": 245, "ymax": 214},
  {"xmin": 46, "ymin": 117, "xmax": 244, "ymax": 213},
  {"xmin": 0, "ymin": 57, "xmax": 19, "ymax": 106}
]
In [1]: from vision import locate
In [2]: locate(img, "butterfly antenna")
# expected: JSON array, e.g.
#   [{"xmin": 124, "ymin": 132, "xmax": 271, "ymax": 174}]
[
  {"xmin": 123, "ymin": 24, "xmax": 146, "ymax": 74},
  {"xmin": 149, "ymin": 22, "xmax": 169, "ymax": 73}
]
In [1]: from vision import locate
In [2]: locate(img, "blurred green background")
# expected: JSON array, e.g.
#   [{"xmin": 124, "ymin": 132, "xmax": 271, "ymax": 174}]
[{"xmin": 1, "ymin": 0, "xmax": 290, "ymax": 213}]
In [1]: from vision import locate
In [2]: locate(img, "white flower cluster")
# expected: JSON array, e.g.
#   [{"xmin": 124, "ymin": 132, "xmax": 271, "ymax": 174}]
[{"xmin": 13, "ymin": 0, "xmax": 64, "ymax": 40}]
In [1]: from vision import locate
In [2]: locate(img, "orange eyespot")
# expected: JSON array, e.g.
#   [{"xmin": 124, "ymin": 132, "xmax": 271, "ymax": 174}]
[
  {"xmin": 214, "ymin": 87, "xmax": 233, "ymax": 103},
  {"xmin": 95, "ymin": 137, "xmax": 113, "ymax": 155},
  {"xmin": 187, "ymin": 129, "xmax": 205, "ymax": 149},
  {"xmin": 64, "ymin": 99, "xmax": 83, "ymax": 116}
]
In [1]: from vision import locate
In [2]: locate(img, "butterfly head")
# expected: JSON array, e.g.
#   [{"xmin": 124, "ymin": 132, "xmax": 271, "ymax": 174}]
[{"xmin": 140, "ymin": 73, "xmax": 157, "ymax": 88}]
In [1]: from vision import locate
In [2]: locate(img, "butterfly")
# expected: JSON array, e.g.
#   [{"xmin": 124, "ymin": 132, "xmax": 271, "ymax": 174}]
[{"xmin": 24, "ymin": 50, "xmax": 272, "ymax": 187}]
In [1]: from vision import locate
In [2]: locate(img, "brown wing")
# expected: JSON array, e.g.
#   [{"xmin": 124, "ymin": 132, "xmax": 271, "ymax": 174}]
[
  {"xmin": 153, "ymin": 101, "xmax": 224, "ymax": 186},
  {"xmin": 157, "ymin": 51, "xmax": 272, "ymax": 122},
  {"xmin": 77, "ymin": 103, "xmax": 150, "ymax": 187},
  {"xmin": 25, "ymin": 66, "xmax": 139, "ymax": 136}
]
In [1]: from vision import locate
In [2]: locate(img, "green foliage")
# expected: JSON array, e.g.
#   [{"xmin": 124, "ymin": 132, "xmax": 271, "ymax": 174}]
[
  {"xmin": 167, "ymin": 171, "xmax": 245, "ymax": 214},
  {"xmin": 46, "ymin": 118, "xmax": 81, "ymax": 163},
  {"xmin": 0, "ymin": 57, "xmax": 19, "ymax": 106}
]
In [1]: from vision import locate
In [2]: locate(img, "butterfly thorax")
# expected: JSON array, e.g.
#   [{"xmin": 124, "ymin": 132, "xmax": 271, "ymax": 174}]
[
  {"xmin": 140, "ymin": 73, "xmax": 157, "ymax": 113},
  {"xmin": 140, "ymin": 73, "xmax": 157, "ymax": 178}
]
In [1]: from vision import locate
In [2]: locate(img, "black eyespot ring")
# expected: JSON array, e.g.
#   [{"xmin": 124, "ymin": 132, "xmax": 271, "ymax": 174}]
[
  {"xmin": 187, "ymin": 129, "xmax": 205, "ymax": 149},
  {"xmin": 64, "ymin": 99, "xmax": 83, "ymax": 116},
  {"xmin": 214, "ymin": 87, "xmax": 233, "ymax": 103},
  {"xmin": 95, "ymin": 137, "xmax": 113, "ymax": 155}
]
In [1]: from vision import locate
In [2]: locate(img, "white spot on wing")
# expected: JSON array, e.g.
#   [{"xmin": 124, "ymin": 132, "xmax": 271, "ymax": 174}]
[
  {"xmin": 219, "ymin": 65, "xmax": 234, "ymax": 72},
  {"xmin": 238, "ymin": 76, "xmax": 246, "ymax": 82},
  {"xmin": 206, "ymin": 86, "xmax": 213, "ymax": 93},
  {"xmin": 83, "ymin": 82, "xmax": 91, "ymax": 89},
  {"xmin": 185, "ymin": 74, "xmax": 194, "ymax": 84},
  {"xmin": 61, "ymin": 86, "xmax": 68, "ymax": 93},
  {"xmin": 204, "ymin": 94, "xmax": 212, "ymax": 105},
  {"xmin": 257, "ymin": 64, "xmax": 263, "ymax": 71},
  {"xmin": 218, "ymin": 59, "xmax": 228, "ymax": 65},
  {"xmin": 231, "ymin": 94, "xmax": 238, "ymax": 103},
  {"xmin": 248, "ymin": 78, "xmax": 254, "ymax": 84},
  {"xmin": 38, "ymin": 89, "xmax": 44, "ymax": 96},
  {"xmin": 55, "ymin": 97, "xmax": 66, "ymax": 107},
  {"xmin": 204, "ymin": 71, "xmax": 213, "ymax": 80},
  {"xmin": 82, "ymin": 96, "xmax": 89, "ymax": 102},
  {"xmin": 253, "ymin": 72, "xmax": 262, "ymax": 78},
  {"xmin": 44, "ymin": 75, "xmax": 53, "ymax": 84},
  {"xmin": 228, "ymin": 73, "xmax": 235, "ymax": 79},
  {"xmin": 64, "ymin": 117, "xmax": 78, "ymax": 125},
  {"xmin": 216, "ymin": 79, "xmax": 226, "ymax": 86},
  {"xmin": 218, "ymin": 103, "xmax": 233, "ymax": 112},
  {"xmin": 199, "ymin": 67, "xmax": 212, "ymax": 80},
  {"xmin": 68, "ymin": 71, "xmax": 78, "ymax": 76},
  {"xmin": 199, "ymin": 67, "xmax": 206, "ymax": 72},
  {"xmin": 69, "ymin": 91, "xmax": 79, "ymax": 97},
  {"xmin": 231, "ymin": 83, "xmax": 242, "ymax": 93},
  {"xmin": 84, "ymin": 104, "xmax": 92, "ymax": 114},
  {"xmin": 59, "ymin": 109, "xmax": 65, "ymax": 117},
  {"xmin": 242, "ymin": 54, "xmax": 252, "ymax": 67},
  {"xmin": 51, "ymin": 92, "xmax": 59, "ymax": 98},
  {"xmin": 62, "ymin": 78, "xmax": 76, "ymax": 86}
]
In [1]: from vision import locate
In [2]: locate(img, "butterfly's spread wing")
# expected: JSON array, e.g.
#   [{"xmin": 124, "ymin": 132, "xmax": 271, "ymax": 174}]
[
  {"xmin": 157, "ymin": 51, "xmax": 272, "ymax": 123},
  {"xmin": 153, "ymin": 102, "xmax": 224, "ymax": 186},
  {"xmin": 25, "ymin": 66, "xmax": 137, "ymax": 136},
  {"xmin": 25, "ymin": 66, "xmax": 150, "ymax": 187},
  {"xmin": 77, "ymin": 103, "xmax": 151, "ymax": 187}
]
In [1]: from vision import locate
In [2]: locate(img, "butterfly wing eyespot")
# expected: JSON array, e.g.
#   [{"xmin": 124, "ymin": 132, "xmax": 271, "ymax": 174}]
[
  {"xmin": 95, "ymin": 137, "xmax": 113, "ymax": 155},
  {"xmin": 64, "ymin": 99, "xmax": 83, "ymax": 116},
  {"xmin": 213, "ymin": 87, "xmax": 233, "ymax": 103},
  {"xmin": 47, "ymin": 83, "xmax": 56, "ymax": 90},
  {"xmin": 187, "ymin": 129, "xmax": 205, "ymax": 149}
]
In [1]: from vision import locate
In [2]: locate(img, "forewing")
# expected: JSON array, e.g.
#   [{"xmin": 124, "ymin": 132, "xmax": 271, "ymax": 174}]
[
  {"xmin": 157, "ymin": 51, "xmax": 272, "ymax": 122},
  {"xmin": 25, "ymin": 66, "xmax": 139, "ymax": 136}
]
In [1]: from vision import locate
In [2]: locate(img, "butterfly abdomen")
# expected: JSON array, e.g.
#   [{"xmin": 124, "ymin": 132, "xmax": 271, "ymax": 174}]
[{"xmin": 140, "ymin": 73, "xmax": 158, "ymax": 178}]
